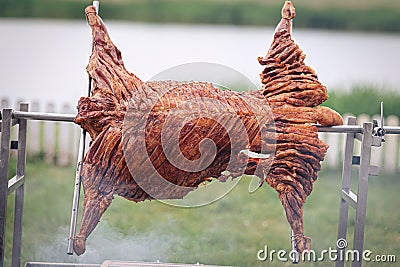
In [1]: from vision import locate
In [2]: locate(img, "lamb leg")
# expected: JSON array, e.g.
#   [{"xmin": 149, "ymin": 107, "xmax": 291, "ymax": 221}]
[
  {"xmin": 73, "ymin": 189, "xmax": 113, "ymax": 255},
  {"xmin": 277, "ymin": 185, "xmax": 310, "ymax": 253}
]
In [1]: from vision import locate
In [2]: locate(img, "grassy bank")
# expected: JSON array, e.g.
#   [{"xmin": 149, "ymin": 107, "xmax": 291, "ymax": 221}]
[
  {"xmin": 1, "ymin": 0, "xmax": 400, "ymax": 32},
  {"xmin": 3, "ymin": 160, "xmax": 400, "ymax": 266}
]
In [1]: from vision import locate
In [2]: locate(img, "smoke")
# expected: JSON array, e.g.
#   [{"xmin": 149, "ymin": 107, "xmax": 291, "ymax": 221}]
[{"xmin": 34, "ymin": 221, "xmax": 180, "ymax": 264}]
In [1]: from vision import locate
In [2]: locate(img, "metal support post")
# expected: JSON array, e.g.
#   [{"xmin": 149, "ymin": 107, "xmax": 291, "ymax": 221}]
[
  {"xmin": 335, "ymin": 119, "xmax": 378, "ymax": 267},
  {"xmin": 11, "ymin": 103, "xmax": 28, "ymax": 267},
  {"xmin": 351, "ymin": 122, "xmax": 373, "ymax": 267},
  {"xmin": 336, "ymin": 117, "xmax": 357, "ymax": 267},
  {"xmin": 0, "ymin": 109, "xmax": 12, "ymax": 267}
]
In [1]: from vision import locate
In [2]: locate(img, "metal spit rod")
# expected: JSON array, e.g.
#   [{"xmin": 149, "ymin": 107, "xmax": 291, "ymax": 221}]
[
  {"xmin": 12, "ymin": 111, "xmax": 75, "ymax": 122},
  {"xmin": 9, "ymin": 110, "xmax": 400, "ymax": 134},
  {"xmin": 66, "ymin": 0, "xmax": 100, "ymax": 255},
  {"xmin": 66, "ymin": 124, "xmax": 86, "ymax": 255}
]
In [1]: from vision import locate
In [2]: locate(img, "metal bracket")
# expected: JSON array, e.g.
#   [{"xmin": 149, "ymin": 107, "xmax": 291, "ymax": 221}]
[
  {"xmin": 341, "ymin": 190, "xmax": 357, "ymax": 209},
  {"xmin": 372, "ymin": 136, "xmax": 382, "ymax": 147},
  {"xmin": 368, "ymin": 165, "xmax": 380, "ymax": 176},
  {"xmin": 372, "ymin": 102, "xmax": 386, "ymax": 142}
]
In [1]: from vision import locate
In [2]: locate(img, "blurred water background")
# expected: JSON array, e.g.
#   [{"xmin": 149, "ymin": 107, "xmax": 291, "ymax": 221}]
[{"xmin": 1, "ymin": 19, "xmax": 399, "ymax": 108}]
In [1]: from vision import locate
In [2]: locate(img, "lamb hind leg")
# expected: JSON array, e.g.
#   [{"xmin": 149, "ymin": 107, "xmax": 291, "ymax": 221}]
[
  {"xmin": 73, "ymin": 190, "xmax": 113, "ymax": 255},
  {"xmin": 277, "ymin": 185, "xmax": 311, "ymax": 253}
]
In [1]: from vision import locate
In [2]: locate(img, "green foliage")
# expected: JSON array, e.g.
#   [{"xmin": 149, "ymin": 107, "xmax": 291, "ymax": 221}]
[
  {"xmin": 1, "ymin": 0, "xmax": 400, "ymax": 32},
  {"xmin": 323, "ymin": 85, "xmax": 400, "ymax": 117},
  {"xmin": 295, "ymin": 7, "xmax": 400, "ymax": 32}
]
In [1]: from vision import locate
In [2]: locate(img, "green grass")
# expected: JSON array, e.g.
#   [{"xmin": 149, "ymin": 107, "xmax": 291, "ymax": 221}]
[
  {"xmin": 3, "ymin": 160, "xmax": 400, "ymax": 266},
  {"xmin": 323, "ymin": 85, "xmax": 400, "ymax": 117},
  {"xmin": 1, "ymin": 0, "xmax": 400, "ymax": 32}
]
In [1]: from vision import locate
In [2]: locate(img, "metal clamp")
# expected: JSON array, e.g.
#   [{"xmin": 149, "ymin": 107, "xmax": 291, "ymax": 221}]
[{"xmin": 372, "ymin": 102, "xmax": 386, "ymax": 141}]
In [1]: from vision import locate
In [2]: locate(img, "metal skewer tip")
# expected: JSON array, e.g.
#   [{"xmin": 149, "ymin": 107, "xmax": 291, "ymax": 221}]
[
  {"xmin": 380, "ymin": 101, "xmax": 384, "ymax": 129},
  {"xmin": 93, "ymin": 1, "xmax": 100, "ymax": 13}
]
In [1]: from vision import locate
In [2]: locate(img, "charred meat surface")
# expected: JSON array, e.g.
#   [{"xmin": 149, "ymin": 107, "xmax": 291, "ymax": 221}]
[{"xmin": 73, "ymin": 1, "xmax": 343, "ymax": 255}]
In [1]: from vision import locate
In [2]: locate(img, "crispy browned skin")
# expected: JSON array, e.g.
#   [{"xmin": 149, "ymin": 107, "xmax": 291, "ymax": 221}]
[
  {"xmin": 73, "ymin": 1, "xmax": 343, "ymax": 255},
  {"xmin": 258, "ymin": 1, "xmax": 342, "ymax": 252}
]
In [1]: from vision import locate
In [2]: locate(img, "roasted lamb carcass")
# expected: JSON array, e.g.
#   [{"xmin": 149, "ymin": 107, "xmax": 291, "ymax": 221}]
[{"xmin": 73, "ymin": 1, "xmax": 342, "ymax": 255}]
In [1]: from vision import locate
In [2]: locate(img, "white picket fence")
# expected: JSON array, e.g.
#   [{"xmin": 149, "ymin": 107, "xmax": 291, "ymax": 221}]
[
  {"xmin": 1, "ymin": 98, "xmax": 81, "ymax": 166},
  {"xmin": 320, "ymin": 113, "xmax": 400, "ymax": 174},
  {"xmin": 1, "ymin": 98, "xmax": 400, "ymax": 173}
]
